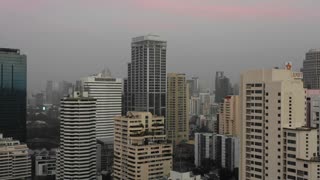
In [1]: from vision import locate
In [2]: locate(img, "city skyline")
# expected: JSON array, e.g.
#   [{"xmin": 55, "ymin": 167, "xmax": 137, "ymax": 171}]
[
  {"xmin": 1, "ymin": 0, "xmax": 320, "ymax": 92},
  {"xmin": 2, "ymin": 1, "xmax": 320, "ymax": 180}
]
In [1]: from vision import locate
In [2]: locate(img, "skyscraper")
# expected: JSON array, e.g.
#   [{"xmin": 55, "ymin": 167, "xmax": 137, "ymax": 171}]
[
  {"xmin": 81, "ymin": 69, "xmax": 122, "ymax": 139},
  {"xmin": 0, "ymin": 133, "xmax": 31, "ymax": 179},
  {"xmin": 56, "ymin": 92, "xmax": 97, "ymax": 180},
  {"xmin": 113, "ymin": 112, "xmax": 172, "ymax": 180},
  {"xmin": 302, "ymin": 49, "xmax": 320, "ymax": 89},
  {"xmin": 166, "ymin": 73, "xmax": 189, "ymax": 145},
  {"xmin": 190, "ymin": 96, "xmax": 200, "ymax": 116},
  {"xmin": 240, "ymin": 68, "xmax": 320, "ymax": 180},
  {"xmin": 218, "ymin": 95, "xmax": 240, "ymax": 137},
  {"xmin": 0, "ymin": 48, "xmax": 27, "ymax": 142},
  {"xmin": 123, "ymin": 35, "xmax": 167, "ymax": 116},
  {"xmin": 215, "ymin": 71, "xmax": 232, "ymax": 103},
  {"xmin": 187, "ymin": 76, "xmax": 199, "ymax": 97}
]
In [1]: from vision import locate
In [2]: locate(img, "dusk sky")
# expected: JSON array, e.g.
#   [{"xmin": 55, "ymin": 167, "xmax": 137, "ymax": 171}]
[{"xmin": 1, "ymin": 0, "xmax": 320, "ymax": 92}]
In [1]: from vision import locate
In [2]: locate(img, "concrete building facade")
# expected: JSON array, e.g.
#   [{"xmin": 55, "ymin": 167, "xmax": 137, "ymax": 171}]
[
  {"xmin": 166, "ymin": 73, "xmax": 189, "ymax": 145},
  {"xmin": 218, "ymin": 95, "xmax": 240, "ymax": 137},
  {"xmin": 56, "ymin": 92, "xmax": 97, "ymax": 180},
  {"xmin": 240, "ymin": 69, "xmax": 312, "ymax": 180},
  {"xmin": 0, "ymin": 133, "xmax": 31, "ymax": 180},
  {"xmin": 81, "ymin": 70, "xmax": 122, "ymax": 139},
  {"xmin": 113, "ymin": 112, "xmax": 172, "ymax": 180}
]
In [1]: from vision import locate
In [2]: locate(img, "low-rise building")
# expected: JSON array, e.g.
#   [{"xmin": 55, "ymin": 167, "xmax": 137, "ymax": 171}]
[
  {"xmin": 113, "ymin": 112, "xmax": 172, "ymax": 180},
  {"xmin": 0, "ymin": 133, "xmax": 31, "ymax": 180},
  {"xmin": 168, "ymin": 171, "xmax": 201, "ymax": 180}
]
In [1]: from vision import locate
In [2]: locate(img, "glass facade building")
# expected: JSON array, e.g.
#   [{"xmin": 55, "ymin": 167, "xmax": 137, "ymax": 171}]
[{"xmin": 0, "ymin": 48, "xmax": 27, "ymax": 142}]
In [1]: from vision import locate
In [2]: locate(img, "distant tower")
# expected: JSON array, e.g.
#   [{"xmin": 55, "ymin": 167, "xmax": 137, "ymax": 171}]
[
  {"xmin": 123, "ymin": 35, "xmax": 167, "ymax": 116},
  {"xmin": 302, "ymin": 49, "xmax": 320, "ymax": 89},
  {"xmin": 81, "ymin": 69, "xmax": 122, "ymax": 139},
  {"xmin": 0, "ymin": 48, "xmax": 27, "ymax": 142},
  {"xmin": 215, "ymin": 71, "xmax": 232, "ymax": 103},
  {"xmin": 57, "ymin": 92, "xmax": 97, "ymax": 180},
  {"xmin": 166, "ymin": 73, "xmax": 189, "ymax": 145}
]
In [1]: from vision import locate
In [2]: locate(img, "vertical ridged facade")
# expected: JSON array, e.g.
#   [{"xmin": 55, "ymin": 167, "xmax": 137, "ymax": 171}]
[
  {"xmin": 123, "ymin": 35, "xmax": 167, "ymax": 117},
  {"xmin": 57, "ymin": 93, "xmax": 97, "ymax": 180}
]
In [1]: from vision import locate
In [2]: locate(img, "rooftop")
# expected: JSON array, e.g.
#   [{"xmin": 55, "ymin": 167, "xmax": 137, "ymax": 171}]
[
  {"xmin": 308, "ymin": 49, "xmax": 320, "ymax": 53},
  {"xmin": 132, "ymin": 34, "xmax": 166, "ymax": 43},
  {"xmin": 0, "ymin": 48, "xmax": 20, "ymax": 54}
]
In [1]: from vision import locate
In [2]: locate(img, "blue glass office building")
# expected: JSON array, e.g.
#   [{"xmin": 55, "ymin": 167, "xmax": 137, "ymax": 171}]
[{"xmin": 0, "ymin": 48, "xmax": 27, "ymax": 142}]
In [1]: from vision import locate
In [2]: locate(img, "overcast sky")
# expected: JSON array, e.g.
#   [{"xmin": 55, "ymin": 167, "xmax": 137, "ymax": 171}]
[{"xmin": 1, "ymin": 0, "xmax": 320, "ymax": 92}]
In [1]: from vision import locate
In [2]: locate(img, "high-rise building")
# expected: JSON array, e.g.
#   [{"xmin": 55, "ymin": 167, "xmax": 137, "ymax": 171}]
[
  {"xmin": 282, "ymin": 127, "xmax": 320, "ymax": 180},
  {"xmin": 194, "ymin": 133, "xmax": 214, "ymax": 167},
  {"xmin": 194, "ymin": 133, "xmax": 239, "ymax": 171},
  {"xmin": 123, "ymin": 35, "xmax": 167, "ymax": 116},
  {"xmin": 218, "ymin": 95, "xmax": 240, "ymax": 137},
  {"xmin": 56, "ymin": 92, "xmax": 97, "ymax": 180},
  {"xmin": 113, "ymin": 112, "xmax": 172, "ymax": 180},
  {"xmin": 199, "ymin": 92, "xmax": 211, "ymax": 116},
  {"xmin": 46, "ymin": 80, "xmax": 53, "ymax": 104},
  {"xmin": 0, "ymin": 133, "xmax": 31, "ymax": 179},
  {"xmin": 81, "ymin": 70, "xmax": 122, "ymax": 139},
  {"xmin": 96, "ymin": 137, "xmax": 114, "ymax": 177},
  {"xmin": 213, "ymin": 135, "xmax": 240, "ymax": 172},
  {"xmin": 215, "ymin": 71, "xmax": 232, "ymax": 103},
  {"xmin": 166, "ymin": 73, "xmax": 189, "ymax": 145},
  {"xmin": 306, "ymin": 89, "xmax": 320, "ymax": 154},
  {"xmin": 0, "ymin": 48, "xmax": 27, "ymax": 142},
  {"xmin": 302, "ymin": 49, "xmax": 320, "ymax": 89},
  {"xmin": 187, "ymin": 76, "xmax": 199, "ymax": 98},
  {"xmin": 190, "ymin": 96, "xmax": 200, "ymax": 116},
  {"xmin": 239, "ymin": 68, "xmax": 320, "ymax": 180}
]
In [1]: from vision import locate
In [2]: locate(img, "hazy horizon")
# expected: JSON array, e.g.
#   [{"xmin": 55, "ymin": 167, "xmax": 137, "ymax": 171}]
[{"xmin": 1, "ymin": 0, "xmax": 320, "ymax": 93}]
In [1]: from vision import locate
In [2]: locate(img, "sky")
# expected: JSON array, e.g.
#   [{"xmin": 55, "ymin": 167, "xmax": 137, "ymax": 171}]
[{"xmin": 1, "ymin": 0, "xmax": 320, "ymax": 92}]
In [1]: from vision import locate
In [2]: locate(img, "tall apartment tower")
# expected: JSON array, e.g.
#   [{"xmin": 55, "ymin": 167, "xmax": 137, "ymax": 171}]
[
  {"xmin": 113, "ymin": 112, "xmax": 172, "ymax": 180},
  {"xmin": 0, "ymin": 134, "xmax": 31, "ymax": 179},
  {"xmin": 57, "ymin": 92, "xmax": 97, "ymax": 180},
  {"xmin": 123, "ymin": 35, "xmax": 167, "ymax": 116},
  {"xmin": 166, "ymin": 73, "xmax": 189, "ymax": 145},
  {"xmin": 81, "ymin": 70, "xmax": 122, "ymax": 139},
  {"xmin": 215, "ymin": 71, "xmax": 232, "ymax": 103},
  {"xmin": 0, "ymin": 48, "xmax": 27, "ymax": 142},
  {"xmin": 218, "ymin": 95, "xmax": 240, "ymax": 137},
  {"xmin": 240, "ymin": 69, "xmax": 307, "ymax": 180},
  {"xmin": 302, "ymin": 49, "xmax": 320, "ymax": 89}
]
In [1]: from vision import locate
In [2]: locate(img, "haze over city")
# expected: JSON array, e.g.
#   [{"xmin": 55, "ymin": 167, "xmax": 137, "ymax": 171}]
[{"xmin": 1, "ymin": 0, "xmax": 320, "ymax": 92}]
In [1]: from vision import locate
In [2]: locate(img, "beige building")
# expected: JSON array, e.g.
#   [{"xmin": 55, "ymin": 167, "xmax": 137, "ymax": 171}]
[
  {"xmin": 113, "ymin": 112, "xmax": 172, "ymax": 180},
  {"xmin": 0, "ymin": 133, "xmax": 31, "ymax": 180},
  {"xmin": 218, "ymin": 95, "xmax": 240, "ymax": 137},
  {"xmin": 283, "ymin": 127, "xmax": 320, "ymax": 180},
  {"xmin": 167, "ymin": 73, "xmax": 189, "ymax": 145},
  {"xmin": 240, "ymin": 69, "xmax": 320, "ymax": 180}
]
